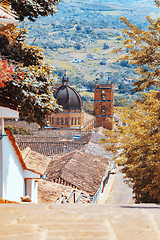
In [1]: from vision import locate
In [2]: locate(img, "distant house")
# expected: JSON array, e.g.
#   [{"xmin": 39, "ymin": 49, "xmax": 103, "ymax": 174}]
[
  {"xmin": 124, "ymin": 78, "xmax": 133, "ymax": 83},
  {"xmin": 87, "ymin": 53, "xmax": 95, "ymax": 58},
  {"xmin": 72, "ymin": 59, "xmax": 82, "ymax": 63},
  {"xmin": 0, "ymin": 106, "xmax": 49, "ymax": 203}
]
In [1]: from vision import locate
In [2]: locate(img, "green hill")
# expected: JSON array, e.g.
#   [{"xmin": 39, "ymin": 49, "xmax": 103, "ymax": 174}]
[{"xmin": 23, "ymin": 0, "xmax": 159, "ymax": 106}]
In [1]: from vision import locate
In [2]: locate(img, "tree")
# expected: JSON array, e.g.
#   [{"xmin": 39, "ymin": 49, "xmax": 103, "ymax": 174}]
[
  {"xmin": 74, "ymin": 43, "xmax": 81, "ymax": 50},
  {"xmin": 0, "ymin": 2, "xmax": 62, "ymax": 127},
  {"xmin": 1, "ymin": 0, "xmax": 62, "ymax": 21},
  {"xmin": 101, "ymin": 91, "xmax": 160, "ymax": 203},
  {"xmin": 119, "ymin": 60, "xmax": 129, "ymax": 67},
  {"xmin": 101, "ymin": 0, "xmax": 160, "ymax": 203},
  {"xmin": 0, "ymin": 59, "xmax": 13, "ymax": 87},
  {"xmin": 115, "ymin": 3, "xmax": 160, "ymax": 91},
  {"xmin": 100, "ymin": 59, "xmax": 106, "ymax": 65},
  {"xmin": 76, "ymin": 25, "xmax": 81, "ymax": 31},
  {"xmin": 103, "ymin": 43, "xmax": 109, "ymax": 50}
]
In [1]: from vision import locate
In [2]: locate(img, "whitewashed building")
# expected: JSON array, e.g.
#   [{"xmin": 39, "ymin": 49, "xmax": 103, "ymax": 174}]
[{"xmin": 0, "ymin": 106, "xmax": 49, "ymax": 203}]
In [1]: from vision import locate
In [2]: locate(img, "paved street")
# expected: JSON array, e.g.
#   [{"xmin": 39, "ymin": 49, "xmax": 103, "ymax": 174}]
[
  {"xmin": 107, "ymin": 168, "xmax": 134, "ymax": 204},
  {"xmin": 98, "ymin": 167, "xmax": 134, "ymax": 204}
]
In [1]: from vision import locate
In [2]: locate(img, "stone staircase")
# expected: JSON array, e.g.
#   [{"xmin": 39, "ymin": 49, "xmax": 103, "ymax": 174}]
[{"xmin": 0, "ymin": 203, "xmax": 160, "ymax": 240}]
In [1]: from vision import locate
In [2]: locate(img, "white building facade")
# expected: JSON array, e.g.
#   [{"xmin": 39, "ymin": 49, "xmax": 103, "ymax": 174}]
[{"xmin": 0, "ymin": 106, "xmax": 43, "ymax": 203}]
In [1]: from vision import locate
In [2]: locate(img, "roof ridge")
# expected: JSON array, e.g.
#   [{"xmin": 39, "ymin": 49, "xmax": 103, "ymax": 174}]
[
  {"xmin": 21, "ymin": 147, "xmax": 31, "ymax": 161},
  {"xmin": 60, "ymin": 150, "xmax": 77, "ymax": 176},
  {"xmin": 4, "ymin": 128, "xmax": 27, "ymax": 170}
]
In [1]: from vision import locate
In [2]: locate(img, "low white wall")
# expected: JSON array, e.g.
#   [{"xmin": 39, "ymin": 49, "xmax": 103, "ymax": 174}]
[
  {"xmin": 25, "ymin": 179, "xmax": 38, "ymax": 204},
  {"xmin": 31, "ymin": 180, "xmax": 38, "ymax": 204},
  {"xmin": 2, "ymin": 136, "xmax": 24, "ymax": 202}
]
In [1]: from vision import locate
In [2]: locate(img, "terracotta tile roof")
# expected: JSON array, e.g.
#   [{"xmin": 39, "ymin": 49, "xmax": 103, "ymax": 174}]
[
  {"xmin": 21, "ymin": 147, "xmax": 50, "ymax": 176},
  {"xmin": 84, "ymin": 112, "xmax": 95, "ymax": 125},
  {"xmin": 5, "ymin": 128, "xmax": 50, "ymax": 176},
  {"xmin": 38, "ymin": 179, "xmax": 90, "ymax": 204},
  {"xmin": 0, "ymin": 6, "xmax": 17, "ymax": 19},
  {"xmin": 46, "ymin": 151, "xmax": 75, "ymax": 180},
  {"xmin": 0, "ymin": 198, "xmax": 19, "ymax": 204},
  {"xmin": 4, "ymin": 120, "xmax": 40, "ymax": 131},
  {"xmin": 81, "ymin": 127, "xmax": 114, "ymax": 159},
  {"xmin": 81, "ymin": 142, "xmax": 114, "ymax": 160},
  {"xmin": 0, "ymin": 6, "xmax": 18, "ymax": 26},
  {"xmin": 46, "ymin": 150, "xmax": 109, "ymax": 196}
]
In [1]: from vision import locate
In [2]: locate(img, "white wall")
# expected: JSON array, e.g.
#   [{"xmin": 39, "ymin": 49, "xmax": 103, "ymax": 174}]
[
  {"xmin": 0, "ymin": 114, "xmax": 39, "ymax": 203},
  {"xmin": 2, "ymin": 135, "xmax": 24, "ymax": 202},
  {"xmin": 25, "ymin": 179, "xmax": 38, "ymax": 204},
  {"xmin": 31, "ymin": 180, "xmax": 38, "ymax": 204}
]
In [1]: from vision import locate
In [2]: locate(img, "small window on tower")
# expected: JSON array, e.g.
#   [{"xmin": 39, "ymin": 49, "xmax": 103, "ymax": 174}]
[
  {"xmin": 102, "ymin": 94, "xmax": 105, "ymax": 100},
  {"xmin": 101, "ymin": 106, "xmax": 106, "ymax": 115},
  {"xmin": 61, "ymin": 118, "xmax": 64, "ymax": 125},
  {"xmin": 57, "ymin": 117, "xmax": 59, "ymax": 125}
]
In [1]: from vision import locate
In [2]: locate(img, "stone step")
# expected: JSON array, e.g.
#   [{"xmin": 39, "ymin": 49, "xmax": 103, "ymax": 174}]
[{"xmin": 0, "ymin": 204, "xmax": 160, "ymax": 240}]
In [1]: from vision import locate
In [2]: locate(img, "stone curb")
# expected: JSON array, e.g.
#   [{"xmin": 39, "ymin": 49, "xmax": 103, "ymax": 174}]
[{"xmin": 97, "ymin": 170, "xmax": 116, "ymax": 204}]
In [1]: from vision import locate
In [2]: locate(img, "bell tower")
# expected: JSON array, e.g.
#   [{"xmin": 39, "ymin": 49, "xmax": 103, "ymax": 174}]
[{"xmin": 94, "ymin": 81, "xmax": 114, "ymax": 130}]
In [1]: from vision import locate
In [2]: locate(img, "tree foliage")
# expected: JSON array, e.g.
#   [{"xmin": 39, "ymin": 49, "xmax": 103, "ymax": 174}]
[
  {"xmin": 6, "ymin": 125, "xmax": 33, "ymax": 135},
  {"xmin": 0, "ymin": 59, "xmax": 13, "ymax": 87},
  {"xmin": 0, "ymin": 2, "xmax": 62, "ymax": 127},
  {"xmin": 1, "ymin": 0, "xmax": 62, "ymax": 21},
  {"xmin": 101, "ymin": 0, "xmax": 160, "ymax": 203},
  {"xmin": 101, "ymin": 91, "xmax": 160, "ymax": 203},
  {"xmin": 116, "ymin": 4, "xmax": 160, "ymax": 91}
]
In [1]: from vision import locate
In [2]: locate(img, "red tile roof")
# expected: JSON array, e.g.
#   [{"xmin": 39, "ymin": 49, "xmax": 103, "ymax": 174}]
[
  {"xmin": 5, "ymin": 128, "xmax": 27, "ymax": 170},
  {"xmin": 21, "ymin": 147, "xmax": 50, "ymax": 176},
  {"xmin": 38, "ymin": 179, "xmax": 90, "ymax": 204},
  {"xmin": 5, "ymin": 128, "xmax": 50, "ymax": 176},
  {"xmin": 46, "ymin": 150, "xmax": 109, "ymax": 196}
]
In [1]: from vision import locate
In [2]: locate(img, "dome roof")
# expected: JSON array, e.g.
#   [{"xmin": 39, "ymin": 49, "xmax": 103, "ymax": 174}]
[{"xmin": 54, "ymin": 73, "xmax": 83, "ymax": 110}]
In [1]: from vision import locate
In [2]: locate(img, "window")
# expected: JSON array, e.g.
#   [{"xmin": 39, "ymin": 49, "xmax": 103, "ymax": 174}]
[
  {"xmin": 75, "ymin": 117, "xmax": 77, "ymax": 125},
  {"xmin": 101, "ymin": 106, "xmax": 106, "ymax": 115},
  {"xmin": 78, "ymin": 117, "xmax": 80, "ymax": 125},
  {"xmin": 51, "ymin": 117, "xmax": 54, "ymax": 125},
  {"xmin": 71, "ymin": 118, "xmax": 74, "ymax": 125},
  {"xmin": 65, "ymin": 118, "xmax": 68, "ymax": 125},
  {"xmin": 57, "ymin": 117, "xmax": 59, "ymax": 125},
  {"xmin": 61, "ymin": 118, "xmax": 64, "ymax": 125},
  {"xmin": 102, "ymin": 94, "xmax": 105, "ymax": 100}
]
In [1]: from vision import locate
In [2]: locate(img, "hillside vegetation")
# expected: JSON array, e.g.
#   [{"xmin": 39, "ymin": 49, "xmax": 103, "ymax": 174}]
[{"xmin": 23, "ymin": 0, "xmax": 159, "ymax": 106}]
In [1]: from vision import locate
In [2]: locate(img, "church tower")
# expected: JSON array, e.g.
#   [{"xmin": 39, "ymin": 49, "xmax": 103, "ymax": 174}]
[{"xmin": 94, "ymin": 81, "xmax": 114, "ymax": 130}]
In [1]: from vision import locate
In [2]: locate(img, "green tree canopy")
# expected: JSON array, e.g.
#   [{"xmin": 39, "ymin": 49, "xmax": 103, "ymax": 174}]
[
  {"xmin": 1, "ymin": 0, "xmax": 62, "ymax": 21},
  {"xmin": 115, "ymin": 1, "xmax": 160, "ymax": 91},
  {"xmin": 0, "ymin": 1, "xmax": 62, "ymax": 127}
]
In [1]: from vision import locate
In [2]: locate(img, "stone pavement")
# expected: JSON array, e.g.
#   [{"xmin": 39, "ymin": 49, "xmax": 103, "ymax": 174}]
[
  {"xmin": 98, "ymin": 167, "xmax": 134, "ymax": 204},
  {"xmin": 107, "ymin": 167, "xmax": 134, "ymax": 204},
  {"xmin": 0, "ymin": 203, "xmax": 160, "ymax": 240}
]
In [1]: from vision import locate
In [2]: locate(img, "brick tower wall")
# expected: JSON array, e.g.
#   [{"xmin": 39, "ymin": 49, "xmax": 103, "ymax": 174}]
[{"xmin": 94, "ymin": 83, "xmax": 114, "ymax": 130}]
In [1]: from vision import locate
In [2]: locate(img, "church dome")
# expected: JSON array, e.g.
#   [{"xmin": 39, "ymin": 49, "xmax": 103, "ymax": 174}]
[{"xmin": 54, "ymin": 72, "xmax": 83, "ymax": 110}]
